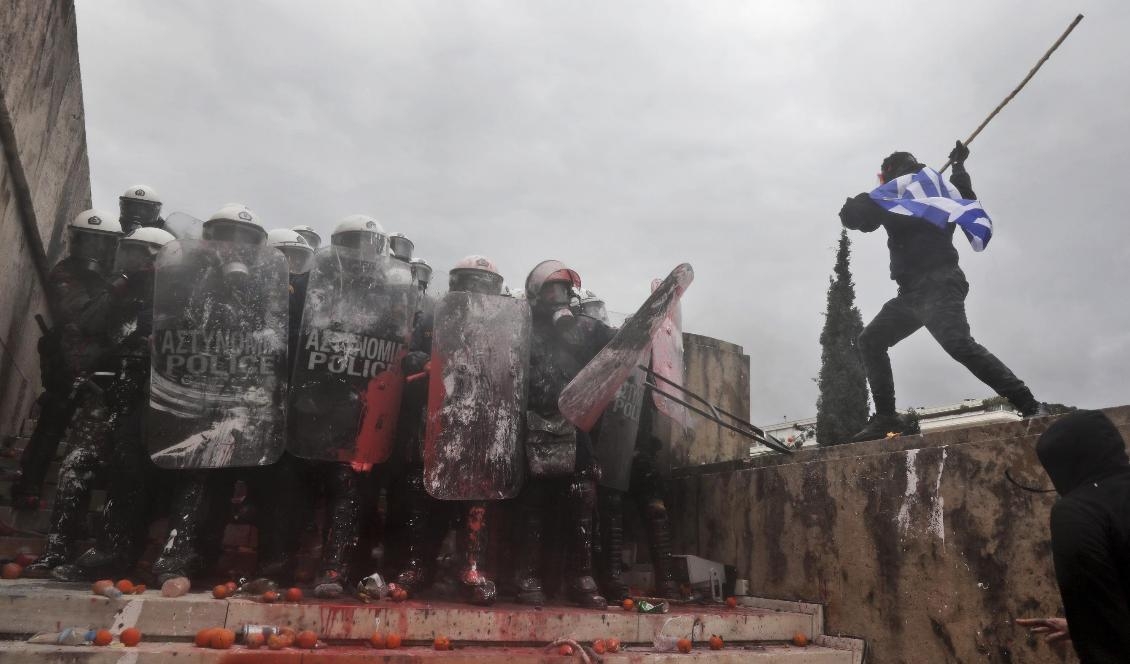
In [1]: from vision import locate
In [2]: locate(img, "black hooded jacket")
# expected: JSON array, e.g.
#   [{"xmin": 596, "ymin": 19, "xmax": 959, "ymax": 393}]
[
  {"xmin": 1036, "ymin": 410, "xmax": 1130, "ymax": 663},
  {"xmin": 839, "ymin": 167, "xmax": 976, "ymax": 283}
]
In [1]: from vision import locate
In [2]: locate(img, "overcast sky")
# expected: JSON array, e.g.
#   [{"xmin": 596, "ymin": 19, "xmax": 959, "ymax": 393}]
[{"xmin": 74, "ymin": 1, "xmax": 1130, "ymax": 424}]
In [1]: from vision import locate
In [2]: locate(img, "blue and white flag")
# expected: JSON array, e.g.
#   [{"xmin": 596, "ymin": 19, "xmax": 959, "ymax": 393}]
[{"xmin": 868, "ymin": 167, "xmax": 993, "ymax": 251}]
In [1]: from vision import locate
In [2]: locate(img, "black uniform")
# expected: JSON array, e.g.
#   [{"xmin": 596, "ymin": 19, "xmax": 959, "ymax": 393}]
[
  {"xmin": 1036, "ymin": 410, "xmax": 1130, "ymax": 664},
  {"xmin": 839, "ymin": 162, "xmax": 1038, "ymax": 417}
]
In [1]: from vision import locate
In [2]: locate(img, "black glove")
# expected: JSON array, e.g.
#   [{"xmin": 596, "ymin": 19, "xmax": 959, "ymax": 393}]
[
  {"xmin": 402, "ymin": 350, "xmax": 430, "ymax": 375},
  {"xmin": 948, "ymin": 140, "xmax": 969, "ymax": 166}
]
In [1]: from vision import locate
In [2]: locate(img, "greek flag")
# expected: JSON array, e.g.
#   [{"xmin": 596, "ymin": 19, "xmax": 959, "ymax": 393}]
[{"xmin": 868, "ymin": 167, "xmax": 993, "ymax": 251}]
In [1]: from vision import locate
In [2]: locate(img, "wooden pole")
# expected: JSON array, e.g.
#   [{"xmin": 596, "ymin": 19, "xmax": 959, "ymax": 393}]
[{"xmin": 940, "ymin": 13, "xmax": 1084, "ymax": 173}]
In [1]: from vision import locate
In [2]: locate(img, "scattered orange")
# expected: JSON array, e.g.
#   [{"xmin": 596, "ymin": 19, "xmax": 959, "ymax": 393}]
[
  {"xmin": 386, "ymin": 633, "xmax": 402, "ymax": 649},
  {"xmin": 267, "ymin": 634, "xmax": 287, "ymax": 650},
  {"xmin": 209, "ymin": 628, "xmax": 235, "ymax": 650},
  {"xmin": 369, "ymin": 633, "xmax": 387, "ymax": 649},
  {"xmin": 116, "ymin": 579, "xmax": 135, "ymax": 594},
  {"xmin": 558, "ymin": 643, "xmax": 574, "ymax": 656},
  {"xmin": 725, "ymin": 596, "xmax": 737, "ymax": 609},
  {"xmin": 225, "ymin": 581, "xmax": 238, "ymax": 593},
  {"xmin": 194, "ymin": 628, "xmax": 217, "ymax": 647},
  {"xmin": 212, "ymin": 585, "xmax": 230, "ymax": 599},
  {"xmin": 433, "ymin": 635, "xmax": 451, "ymax": 651},
  {"xmin": 296, "ymin": 631, "xmax": 318, "ymax": 649},
  {"xmin": 606, "ymin": 638, "xmax": 621, "ymax": 653},
  {"xmin": 93, "ymin": 629, "xmax": 113, "ymax": 646},
  {"xmin": 592, "ymin": 639, "xmax": 606, "ymax": 654},
  {"xmin": 261, "ymin": 590, "xmax": 279, "ymax": 603},
  {"xmin": 391, "ymin": 587, "xmax": 408, "ymax": 602},
  {"xmin": 120, "ymin": 627, "xmax": 142, "ymax": 647},
  {"xmin": 277, "ymin": 627, "xmax": 296, "ymax": 647},
  {"xmin": 676, "ymin": 637, "xmax": 692, "ymax": 653},
  {"xmin": 792, "ymin": 632, "xmax": 808, "ymax": 647},
  {"xmin": 92, "ymin": 579, "xmax": 114, "ymax": 595},
  {"xmin": 709, "ymin": 634, "xmax": 724, "ymax": 650},
  {"xmin": 621, "ymin": 598, "xmax": 634, "ymax": 611},
  {"xmin": 245, "ymin": 632, "xmax": 265, "ymax": 649},
  {"xmin": 285, "ymin": 587, "xmax": 303, "ymax": 602},
  {"xmin": 1, "ymin": 563, "xmax": 22, "ymax": 579}
]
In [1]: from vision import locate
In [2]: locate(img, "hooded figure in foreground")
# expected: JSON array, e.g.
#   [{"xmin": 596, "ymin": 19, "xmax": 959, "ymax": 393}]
[{"xmin": 1035, "ymin": 410, "xmax": 1130, "ymax": 663}]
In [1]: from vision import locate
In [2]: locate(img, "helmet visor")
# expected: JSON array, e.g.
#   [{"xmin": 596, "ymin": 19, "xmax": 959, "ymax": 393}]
[
  {"xmin": 113, "ymin": 241, "xmax": 159, "ymax": 274},
  {"xmin": 205, "ymin": 221, "xmax": 265, "ymax": 245},
  {"xmin": 390, "ymin": 236, "xmax": 414, "ymax": 262},
  {"xmin": 119, "ymin": 198, "xmax": 161, "ymax": 229},
  {"xmin": 279, "ymin": 246, "xmax": 314, "ymax": 275},
  {"xmin": 449, "ymin": 269, "xmax": 503, "ymax": 295},
  {"xmin": 332, "ymin": 230, "xmax": 387, "ymax": 254},
  {"xmin": 70, "ymin": 229, "xmax": 120, "ymax": 272},
  {"xmin": 294, "ymin": 229, "xmax": 321, "ymax": 251},
  {"xmin": 540, "ymin": 281, "xmax": 572, "ymax": 306}
]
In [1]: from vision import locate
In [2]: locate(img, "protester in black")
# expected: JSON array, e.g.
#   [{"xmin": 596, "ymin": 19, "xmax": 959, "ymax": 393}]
[
  {"xmin": 1030, "ymin": 410, "xmax": 1130, "ymax": 663},
  {"xmin": 838, "ymin": 141, "xmax": 1044, "ymax": 442}
]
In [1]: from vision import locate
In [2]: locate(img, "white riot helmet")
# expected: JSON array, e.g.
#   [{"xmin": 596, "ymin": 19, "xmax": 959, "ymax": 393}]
[
  {"xmin": 410, "ymin": 257, "xmax": 432, "ymax": 292},
  {"xmin": 118, "ymin": 184, "xmax": 163, "ymax": 232},
  {"xmin": 572, "ymin": 287, "xmax": 609, "ymax": 324},
  {"xmin": 114, "ymin": 226, "xmax": 175, "ymax": 274},
  {"xmin": 267, "ymin": 228, "xmax": 314, "ymax": 275},
  {"xmin": 291, "ymin": 225, "xmax": 322, "ymax": 251},
  {"xmin": 331, "ymin": 214, "xmax": 386, "ymax": 254},
  {"xmin": 68, "ymin": 209, "xmax": 123, "ymax": 275},
  {"xmin": 203, "ymin": 203, "xmax": 267, "ymax": 245},
  {"xmin": 389, "ymin": 232, "xmax": 414, "ymax": 263},
  {"xmin": 449, "ymin": 255, "xmax": 504, "ymax": 295}
]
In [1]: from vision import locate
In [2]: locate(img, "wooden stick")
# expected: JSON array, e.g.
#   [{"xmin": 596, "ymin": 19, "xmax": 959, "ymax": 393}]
[{"xmin": 940, "ymin": 13, "xmax": 1084, "ymax": 173}]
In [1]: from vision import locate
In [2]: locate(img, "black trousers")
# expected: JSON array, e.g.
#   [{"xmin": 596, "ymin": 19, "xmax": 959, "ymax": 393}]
[{"xmin": 858, "ymin": 266, "xmax": 1034, "ymax": 415}]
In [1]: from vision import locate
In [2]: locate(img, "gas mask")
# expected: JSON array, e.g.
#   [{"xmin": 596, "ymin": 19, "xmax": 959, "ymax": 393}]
[
  {"xmin": 119, "ymin": 198, "xmax": 162, "ymax": 233},
  {"xmin": 539, "ymin": 281, "xmax": 576, "ymax": 331},
  {"xmin": 69, "ymin": 229, "xmax": 121, "ymax": 276}
]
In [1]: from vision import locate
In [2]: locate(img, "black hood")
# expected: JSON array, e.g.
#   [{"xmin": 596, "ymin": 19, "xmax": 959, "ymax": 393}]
[{"xmin": 1036, "ymin": 410, "xmax": 1129, "ymax": 495}]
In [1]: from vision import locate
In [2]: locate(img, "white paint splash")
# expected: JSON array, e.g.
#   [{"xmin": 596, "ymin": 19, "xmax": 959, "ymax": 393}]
[
  {"xmin": 928, "ymin": 448, "xmax": 948, "ymax": 544},
  {"xmin": 162, "ymin": 529, "xmax": 178, "ymax": 554},
  {"xmin": 895, "ymin": 449, "xmax": 919, "ymax": 534},
  {"xmin": 895, "ymin": 447, "xmax": 947, "ymax": 544},
  {"xmin": 110, "ymin": 598, "xmax": 144, "ymax": 636}
]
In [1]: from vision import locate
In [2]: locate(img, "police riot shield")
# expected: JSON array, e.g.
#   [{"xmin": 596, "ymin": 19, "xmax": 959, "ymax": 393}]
[
  {"xmin": 147, "ymin": 240, "xmax": 289, "ymax": 469},
  {"xmin": 288, "ymin": 248, "xmax": 415, "ymax": 465},
  {"xmin": 559, "ymin": 263, "xmax": 694, "ymax": 432},
  {"xmin": 649, "ymin": 278, "xmax": 688, "ymax": 428},
  {"xmin": 593, "ymin": 365, "xmax": 647, "ymax": 491},
  {"xmin": 424, "ymin": 292, "xmax": 530, "ymax": 500},
  {"xmin": 163, "ymin": 212, "xmax": 204, "ymax": 240}
]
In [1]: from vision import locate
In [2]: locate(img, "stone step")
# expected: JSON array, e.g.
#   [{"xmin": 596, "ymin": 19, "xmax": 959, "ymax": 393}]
[
  {"xmin": 0, "ymin": 580, "xmax": 825, "ymax": 646},
  {"xmin": 0, "ymin": 641, "xmax": 857, "ymax": 663}
]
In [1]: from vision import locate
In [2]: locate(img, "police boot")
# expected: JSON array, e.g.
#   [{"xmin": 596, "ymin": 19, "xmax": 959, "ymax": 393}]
[
  {"xmin": 393, "ymin": 472, "xmax": 434, "ymax": 594},
  {"xmin": 22, "ymin": 536, "xmax": 70, "ymax": 579},
  {"xmin": 28, "ymin": 443, "xmax": 104, "ymax": 577},
  {"xmin": 151, "ymin": 474, "xmax": 210, "ymax": 585},
  {"xmin": 643, "ymin": 496, "xmax": 680, "ymax": 600},
  {"xmin": 509, "ymin": 490, "xmax": 547, "ymax": 606},
  {"xmin": 314, "ymin": 464, "xmax": 361, "ymax": 599},
  {"xmin": 51, "ymin": 546, "xmax": 128, "ymax": 582},
  {"xmin": 251, "ymin": 459, "xmax": 302, "ymax": 588},
  {"xmin": 564, "ymin": 475, "xmax": 607, "ymax": 610},
  {"xmin": 596, "ymin": 488, "xmax": 630, "ymax": 602},
  {"xmin": 455, "ymin": 502, "xmax": 496, "ymax": 606}
]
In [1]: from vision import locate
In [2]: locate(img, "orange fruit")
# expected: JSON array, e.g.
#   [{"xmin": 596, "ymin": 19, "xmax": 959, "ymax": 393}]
[
  {"xmin": 209, "ymin": 628, "xmax": 235, "ymax": 650},
  {"xmin": 386, "ymin": 633, "xmax": 402, "ymax": 649},
  {"xmin": 296, "ymin": 631, "xmax": 318, "ymax": 649},
  {"xmin": 676, "ymin": 637, "xmax": 692, "ymax": 653},
  {"xmin": 194, "ymin": 628, "xmax": 217, "ymax": 647},
  {"xmin": 792, "ymin": 632, "xmax": 808, "ymax": 647},
  {"xmin": 558, "ymin": 643, "xmax": 574, "ymax": 656},
  {"xmin": 277, "ymin": 627, "xmax": 296, "ymax": 647},
  {"xmin": 285, "ymin": 587, "xmax": 303, "ymax": 602},
  {"xmin": 1, "ymin": 563, "xmax": 22, "ymax": 579},
  {"xmin": 267, "ymin": 634, "xmax": 287, "ymax": 650},
  {"xmin": 592, "ymin": 639, "xmax": 606, "ymax": 654},
  {"xmin": 93, "ymin": 629, "xmax": 113, "ymax": 646},
  {"xmin": 245, "ymin": 632, "xmax": 265, "ymax": 649},
  {"xmin": 709, "ymin": 634, "xmax": 724, "ymax": 650},
  {"xmin": 369, "ymin": 633, "xmax": 387, "ymax": 649},
  {"xmin": 120, "ymin": 627, "xmax": 142, "ymax": 647},
  {"xmin": 212, "ymin": 585, "xmax": 229, "ymax": 599},
  {"xmin": 607, "ymin": 638, "xmax": 621, "ymax": 653},
  {"xmin": 433, "ymin": 635, "xmax": 451, "ymax": 651},
  {"xmin": 621, "ymin": 598, "xmax": 634, "ymax": 611},
  {"xmin": 261, "ymin": 590, "xmax": 279, "ymax": 603},
  {"xmin": 92, "ymin": 579, "xmax": 114, "ymax": 595},
  {"xmin": 225, "ymin": 581, "xmax": 237, "ymax": 593},
  {"xmin": 725, "ymin": 596, "xmax": 737, "ymax": 609},
  {"xmin": 116, "ymin": 579, "xmax": 135, "ymax": 594}
]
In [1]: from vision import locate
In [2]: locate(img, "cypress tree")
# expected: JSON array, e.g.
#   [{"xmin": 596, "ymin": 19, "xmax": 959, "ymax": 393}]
[{"xmin": 816, "ymin": 229, "xmax": 869, "ymax": 445}]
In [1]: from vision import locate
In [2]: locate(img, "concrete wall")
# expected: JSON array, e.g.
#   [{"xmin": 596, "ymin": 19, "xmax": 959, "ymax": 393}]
[
  {"xmin": 664, "ymin": 333, "xmax": 752, "ymax": 468},
  {"xmin": 0, "ymin": 0, "xmax": 91, "ymax": 439},
  {"xmin": 669, "ymin": 406, "xmax": 1130, "ymax": 664}
]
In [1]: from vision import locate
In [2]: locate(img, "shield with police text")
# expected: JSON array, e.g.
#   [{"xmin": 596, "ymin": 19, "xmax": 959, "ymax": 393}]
[
  {"xmin": 288, "ymin": 248, "xmax": 415, "ymax": 464},
  {"xmin": 424, "ymin": 291, "xmax": 530, "ymax": 500},
  {"xmin": 147, "ymin": 239, "xmax": 290, "ymax": 469},
  {"xmin": 593, "ymin": 365, "xmax": 647, "ymax": 491}
]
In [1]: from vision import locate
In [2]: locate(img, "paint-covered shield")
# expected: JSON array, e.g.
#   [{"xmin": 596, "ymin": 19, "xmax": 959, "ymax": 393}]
[
  {"xmin": 593, "ymin": 365, "xmax": 647, "ymax": 491},
  {"xmin": 287, "ymin": 247, "xmax": 415, "ymax": 464},
  {"xmin": 424, "ymin": 291, "xmax": 530, "ymax": 500},
  {"xmin": 558, "ymin": 263, "xmax": 693, "ymax": 432},
  {"xmin": 649, "ymin": 278, "xmax": 687, "ymax": 427},
  {"xmin": 147, "ymin": 239, "xmax": 289, "ymax": 469}
]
